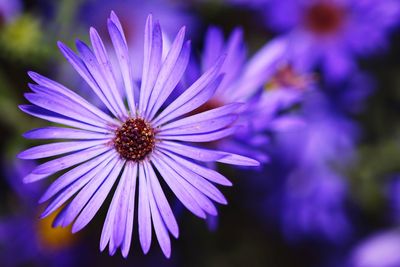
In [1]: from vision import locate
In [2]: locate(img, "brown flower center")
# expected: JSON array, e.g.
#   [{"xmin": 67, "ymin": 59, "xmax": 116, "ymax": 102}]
[
  {"xmin": 265, "ymin": 65, "xmax": 316, "ymax": 91},
  {"xmin": 114, "ymin": 118, "xmax": 155, "ymax": 161},
  {"xmin": 305, "ymin": 2, "xmax": 345, "ymax": 35}
]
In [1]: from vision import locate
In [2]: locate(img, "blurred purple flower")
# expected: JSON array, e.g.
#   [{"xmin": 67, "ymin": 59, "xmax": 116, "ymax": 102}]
[
  {"xmin": 234, "ymin": 0, "xmax": 400, "ymax": 81},
  {"xmin": 182, "ymin": 26, "xmax": 305, "ymax": 163},
  {"xmin": 349, "ymin": 230, "xmax": 400, "ymax": 267},
  {"xmin": 18, "ymin": 12, "xmax": 259, "ymax": 258},
  {"xmin": 0, "ymin": 0, "xmax": 21, "ymax": 25},
  {"xmin": 273, "ymin": 91, "xmax": 357, "ymax": 242},
  {"xmin": 0, "ymin": 160, "xmax": 79, "ymax": 267}
]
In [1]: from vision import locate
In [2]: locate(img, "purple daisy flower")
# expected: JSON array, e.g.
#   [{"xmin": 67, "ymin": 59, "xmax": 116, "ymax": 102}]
[
  {"xmin": 181, "ymin": 26, "xmax": 303, "ymax": 163},
  {"xmin": 17, "ymin": 12, "xmax": 259, "ymax": 258},
  {"xmin": 271, "ymin": 90, "xmax": 357, "ymax": 243},
  {"xmin": 234, "ymin": 0, "xmax": 400, "ymax": 81}
]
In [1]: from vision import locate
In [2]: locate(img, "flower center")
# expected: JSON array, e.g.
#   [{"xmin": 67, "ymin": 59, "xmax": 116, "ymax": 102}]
[
  {"xmin": 265, "ymin": 65, "xmax": 315, "ymax": 91},
  {"xmin": 305, "ymin": 2, "xmax": 345, "ymax": 35},
  {"xmin": 114, "ymin": 118, "xmax": 155, "ymax": 161}
]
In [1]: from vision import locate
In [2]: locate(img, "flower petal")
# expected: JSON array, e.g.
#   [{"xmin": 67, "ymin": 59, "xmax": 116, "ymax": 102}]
[
  {"xmin": 160, "ymin": 126, "xmax": 239, "ymax": 142},
  {"xmin": 139, "ymin": 16, "xmax": 163, "ymax": 115},
  {"xmin": 19, "ymin": 105, "xmax": 110, "ymax": 133},
  {"xmin": 145, "ymin": 161, "xmax": 171, "ymax": 258},
  {"xmin": 157, "ymin": 141, "xmax": 225, "ymax": 162},
  {"xmin": 138, "ymin": 163, "xmax": 152, "ymax": 254},
  {"xmin": 121, "ymin": 162, "xmax": 138, "ymax": 257},
  {"xmin": 107, "ymin": 15, "xmax": 137, "ymax": 113},
  {"xmin": 145, "ymin": 161, "xmax": 179, "ymax": 238},
  {"xmin": 18, "ymin": 140, "xmax": 107, "ymax": 159},
  {"xmin": 23, "ymin": 127, "xmax": 114, "ymax": 140}
]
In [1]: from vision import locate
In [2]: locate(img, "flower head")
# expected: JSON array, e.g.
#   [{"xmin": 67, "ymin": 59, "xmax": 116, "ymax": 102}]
[
  {"xmin": 234, "ymin": 0, "xmax": 400, "ymax": 81},
  {"xmin": 18, "ymin": 12, "xmax": 259, "ymax": 258},
  {"xmin": 181, "ymin": 26, "xmax": 303, "ymax": 163}
]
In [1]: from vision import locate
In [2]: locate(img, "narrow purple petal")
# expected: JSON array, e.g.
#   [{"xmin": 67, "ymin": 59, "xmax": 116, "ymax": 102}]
[
  {"xmin": 203, "ymin": 27, "xmax": 224, "ymax": 70},
  {"xmin": 160, "ymin": 126, "xmax": 239, "ymax": 142},
  {"xmin": 52, "ymin": 203, "xmax": 70, "ymax": 227},
  {"xmin": 112, "ymin": 164, "xmax": 131, "ymax": 248},
  {"xmin": 23, "ymin": 127, "xmax": 114, "ymax": 140},
  {"xmin": 145, "ymin": 161, "xmax": 179, "ymax": 238},
  {"xmin": 140, "ymin": 16, "xmax": 163, "ymax": 115},
  {"xmin": 217, "ymin": 27, "xmax": 246, "ymax": 98},
  {"xmin": 23, "ymin": 173, "xmax": 49, "ymax": 183},
  {"xmin": 20, "ymin": 105, "xmax": 110, "ymax": 133},
  {"xmin": 18, "ymin": 140, "xmax": 107, "ymax": 159},
  {"xmin": 121, "ymin": 162, "xmax": 138, "ymax": 257},
  {"xmin": 216, "ymin": 153, "xmax": 260, "ymax": 166},
  {"xmin": 138, "ymin": 163, "xmax": 152, "ymax": 254},
  {"xmin": 145, "ymin": 162, "xmax": 171, "ymax": 258},
  {"xmin": 157, "ymin": 141, "xmax": 225, "ymax": 162},
  {"xmin": 107, "ymin": 17, "xmax": 137, "ymax": 113},
  {"xmin": 160, "ymin": 114, "xmax": 238, "ymax": 136},
  {"xmin": 162, "ymin": 102, "xmax": 243, "ymax": 131}
]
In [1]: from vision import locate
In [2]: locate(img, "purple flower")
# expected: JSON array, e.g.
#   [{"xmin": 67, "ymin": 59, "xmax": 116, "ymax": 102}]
[
  {"xmin": 181, "ymin": 26, "xmax": 303, "ymax": 163},
  {"xmin": 17, "ymin": 12, "xmax": 259, "ymax": 258},
  {"xmin": 235, "ymin": 0, "xmax": 400, "ymax": 81},
  {"xmin": 273, "ymin": 91, "xmax": 357, "ymax": 242},
  {"xmin": 349, "ymin": 230, "xmax": 400, "ymax": 267},
  {"xmin": 0, "ymin": 0, "xmax": 21, "ymax": 25}
]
